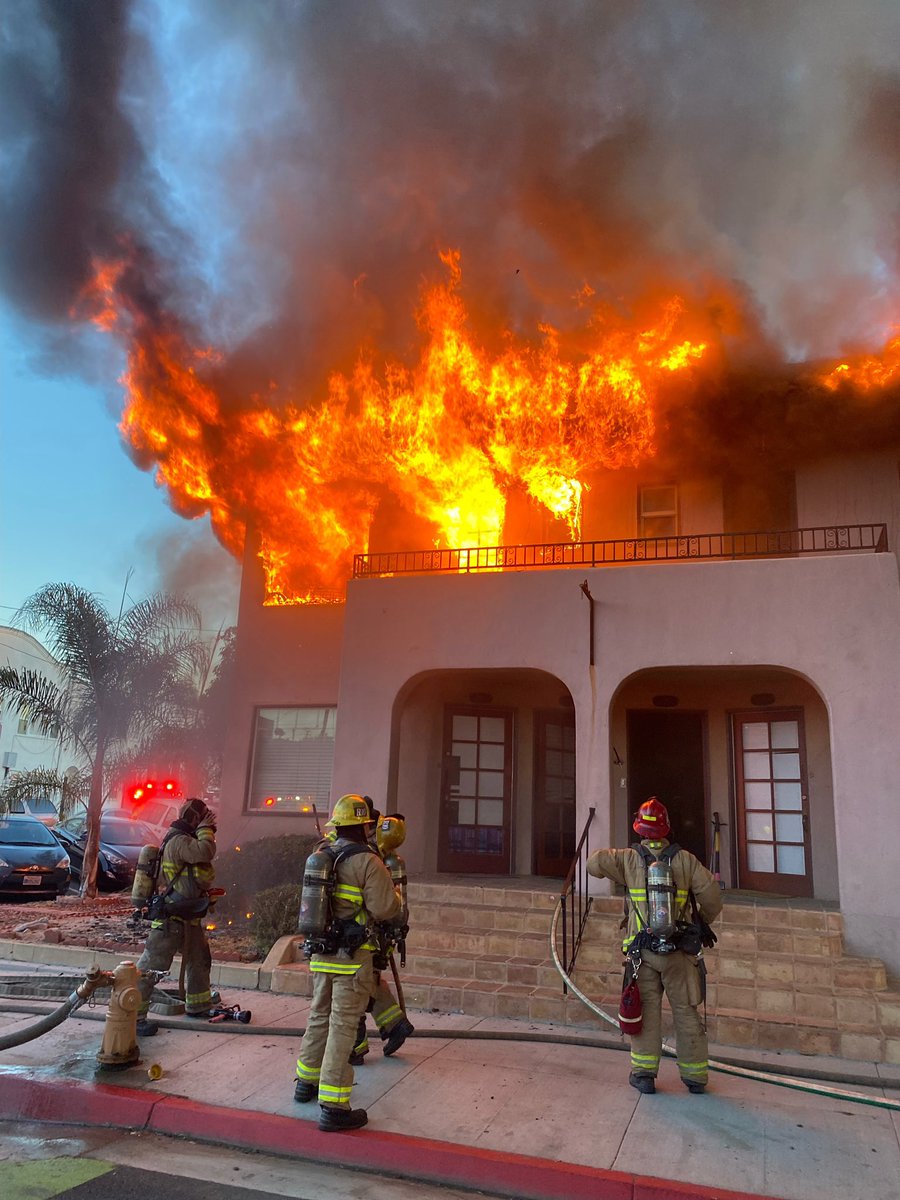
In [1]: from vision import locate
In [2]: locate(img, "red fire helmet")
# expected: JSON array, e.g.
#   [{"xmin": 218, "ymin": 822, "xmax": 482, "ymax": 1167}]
[{"xmin": 633, "ymin": 796, "xmax": 671, "ymax": 839}]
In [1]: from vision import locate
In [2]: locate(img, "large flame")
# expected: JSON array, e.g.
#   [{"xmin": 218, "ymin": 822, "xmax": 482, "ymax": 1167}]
[
  {"xmin": 78, "ymin": 250, "xmax": 716, "ymax": 602},
  {"xmin": 821, "ymin": 332, "xmax": 900, "ymax": 392}
]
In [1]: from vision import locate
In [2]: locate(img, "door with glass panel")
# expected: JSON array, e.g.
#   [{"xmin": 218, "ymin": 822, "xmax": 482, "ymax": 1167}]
[
  {"xmin": 438, "ymin": 706, "xmax": 513, "ymax": 874},
  {"xmin": 733, "ymin": 710, "xmax": 812, "ymax": 897}
]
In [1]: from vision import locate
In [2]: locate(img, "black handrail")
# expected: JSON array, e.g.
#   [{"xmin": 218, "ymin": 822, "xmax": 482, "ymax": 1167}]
[
  {"xmin": 558, "ymin": 806, "xmax": 596, "ymax": 994},
  {"xmin": 353, "ymin": 523, "xmax": 889, "ymax": 579}
]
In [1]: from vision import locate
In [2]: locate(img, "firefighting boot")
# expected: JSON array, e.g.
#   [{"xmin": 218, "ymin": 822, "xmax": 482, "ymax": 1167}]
[
  {"xmin": 135, "ymin": 1017, "xmax": 159, "ymax": 1037},
  {"xmin": 629, "ymin": 1073, "xmax": 656, "ymax": 1094},
  {"xmin": 382, "ymin": 1016, "xmax": 414, "ymax": 1056},
  {"xmin": 683, "ymin": 1079, "xmax": 707, "ymax": 1094},
  {"xmin": 294, "ymin": 1079, "xmax": 317, "ymax": 1103},
  {"xmin": 318, "ymin": 1106, "xmax": 368, "ymax": 1132},
  {"xmin": 349, "ymin": 1015, "xmax": 369, "ymax": 1066}
]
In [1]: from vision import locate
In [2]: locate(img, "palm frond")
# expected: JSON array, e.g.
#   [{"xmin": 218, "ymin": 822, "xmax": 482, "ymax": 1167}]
[{"xmin": 0, "ymin": 766, "xmax": 90, "ymax": 819}]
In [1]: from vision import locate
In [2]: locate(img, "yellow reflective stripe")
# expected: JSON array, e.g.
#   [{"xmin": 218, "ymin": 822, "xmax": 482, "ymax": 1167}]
[
  {"xmin": 185, "ymin": 990, "xmax": 211, "ymax": 1006},
  {"xmin": 319, "ymin": 1084, "xmax": 352, "ymax": 1103},
  {"xmin": 678, "ymin": 1060, "xmax": 708, "ymax": 1070},
  {"xmin": 310, "ymin": 960, "xmax": 362, "ymax": 974},
  {"xmin": 375, "ymin": 1005, "xmax": 402, "ymax": 1030},
  {"xmin": 296, "ymin": 1062, "xmax": 321, "ymax": 1081},
  {"xmin": 353, "ymin": 1035, "xmax": 369, "ymax": 1054},
  {"xmin": 628, "ymin": 889, "xmax": 647, "ymax": 898},
  {"xmin": 631, "ymin": 1053, "xmax": 660, "ymax": 1066},
  {"xmin": 333, "ymin": 885, "xmax": 364, "ymax": 901}
]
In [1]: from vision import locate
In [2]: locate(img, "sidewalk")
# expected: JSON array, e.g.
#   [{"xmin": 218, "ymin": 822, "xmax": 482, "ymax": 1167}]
[{"xmin": 1, "ymin": 962, "xmax": 899, "ymax": 1200}]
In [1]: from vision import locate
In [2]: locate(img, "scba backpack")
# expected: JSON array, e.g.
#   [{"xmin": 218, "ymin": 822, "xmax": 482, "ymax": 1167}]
[{"xmin": 298, "ymin": 838, "xmax": 376, "ymax": 957}]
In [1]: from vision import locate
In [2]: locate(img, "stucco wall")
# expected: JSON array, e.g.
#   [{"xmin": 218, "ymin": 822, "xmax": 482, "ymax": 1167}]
[{"xmin": 331, "ymin": 553, "xmax": 900, "ymax": 973}]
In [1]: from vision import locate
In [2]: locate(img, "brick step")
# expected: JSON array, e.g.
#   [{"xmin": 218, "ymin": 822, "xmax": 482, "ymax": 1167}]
[
  {"xmin": 404, "ymin": 949, "xmax": 564, "ymax": 991},
  {"xmin": 405, "ymin": 925, "xmax": 551, "ymax": 958}
]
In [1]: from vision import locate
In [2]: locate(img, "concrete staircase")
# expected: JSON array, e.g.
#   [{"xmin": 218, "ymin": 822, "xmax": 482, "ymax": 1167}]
[{"xmin": 265, "ymin": 878, "xmax": 900, "ymax": 1064}]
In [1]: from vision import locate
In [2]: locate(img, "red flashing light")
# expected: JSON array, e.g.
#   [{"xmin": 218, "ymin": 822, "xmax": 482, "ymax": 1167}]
[{"xmin": 264, "ymin": 796, "xmax": 275, "ymax": 807}]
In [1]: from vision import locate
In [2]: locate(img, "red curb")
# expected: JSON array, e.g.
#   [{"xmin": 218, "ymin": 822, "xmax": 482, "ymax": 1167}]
[
  {"xmin": 0, "ymin": 1069, "xmax": 786, "ymax": 1200},
  {"xmin": 0, "ymin": 1069, "xmax": 156, "ymax": 1129}
]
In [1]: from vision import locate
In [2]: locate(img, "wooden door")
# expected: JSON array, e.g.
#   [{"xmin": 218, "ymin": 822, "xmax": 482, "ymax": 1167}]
[
  {"xmin": 438, "ymin": 706, "xmax": 513, "ymax": 874},
  {"xmin": 626, "ymin": 710, "xmax": 708, "ymax": 864},
  {"xmin": 533, "ymin": 710, "xmax": 576, "ymax": 877},
  {"xmin": 733, "ymin": 709, "xmax": 812, "ymax": 897}
]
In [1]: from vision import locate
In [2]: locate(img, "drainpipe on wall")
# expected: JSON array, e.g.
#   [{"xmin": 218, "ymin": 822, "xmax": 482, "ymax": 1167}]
[{"xmin": 579, "ymin": 580, "xmax": 595, "ymax": 667}]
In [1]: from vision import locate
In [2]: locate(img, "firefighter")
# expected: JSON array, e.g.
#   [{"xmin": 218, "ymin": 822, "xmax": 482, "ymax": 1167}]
[
  {"xmin": 349, "ymin": 799, "xmax": 414, "ymax": 1065},
  {"xmin": 135, "ymin": 798, "xmax": 217, "ymax": 1036},
  {"xmin": 587, "ymin": 797, "xmax": 722, "ymax": 1094},
  {"xmin": 294, "ymin": 793, "xmax": 401, "ymax": 1132}
]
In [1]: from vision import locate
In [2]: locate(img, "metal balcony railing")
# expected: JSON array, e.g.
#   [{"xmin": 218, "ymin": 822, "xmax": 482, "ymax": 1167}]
[{"xmin": 353, "ymin": 523, "xmax": 889, "ymax": 579}]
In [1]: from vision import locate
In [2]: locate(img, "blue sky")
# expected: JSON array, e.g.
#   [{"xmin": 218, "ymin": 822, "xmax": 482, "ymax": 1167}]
[{"xmin": 0, "ymin": 306, "xmax": 239, "ymax": 633}]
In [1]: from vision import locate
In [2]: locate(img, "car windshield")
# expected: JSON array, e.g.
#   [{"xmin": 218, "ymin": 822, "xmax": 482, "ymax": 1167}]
[
  {"xmin": 0, "ymin": 818, "xmax": 59, "ymax": 846},
  {"xmin": 100, "ymin": 818, "xmax": 155, "ymax": 846}
]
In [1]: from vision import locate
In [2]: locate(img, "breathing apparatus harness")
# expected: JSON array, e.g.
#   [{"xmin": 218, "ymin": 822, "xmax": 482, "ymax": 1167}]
[
  {"xmin": 620, "ymin": 842, "xmax": 719, "ymax": 1025},
  {"xmin": 298, "ymin": 838, "xmax": 379, "ymax": 959}
]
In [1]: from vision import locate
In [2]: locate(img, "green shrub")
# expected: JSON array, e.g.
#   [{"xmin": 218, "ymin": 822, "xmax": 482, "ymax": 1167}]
[
  {"xmin": 251, "ymin": 882, "xmax": 303, "ymax": 956},
  {"xmin": 213, "ymin": 833, "xmax": 316, "ymax": 929}
]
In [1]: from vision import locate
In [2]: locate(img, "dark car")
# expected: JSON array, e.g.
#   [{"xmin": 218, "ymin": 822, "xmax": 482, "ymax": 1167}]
[
  {"xmin": 0, "ymin": 814, "xmax": 71, "ymax": 899},
  {"xmin": 53, "ymin": 815, "xmax": 156, "ymax": 892}
]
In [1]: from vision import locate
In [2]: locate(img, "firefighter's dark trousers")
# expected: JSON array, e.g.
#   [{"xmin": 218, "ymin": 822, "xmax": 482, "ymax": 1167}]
[
  {"xmin": 136, "ymin": 918, "xmax": 212, "ymax": 1017},
  {"xmin": 297, "ymin": 952, "xmax": 374, "ymax": 1109},
  {"xmin": 630, "ymin": 947, "xmax": 708, "ymax": 1086}
]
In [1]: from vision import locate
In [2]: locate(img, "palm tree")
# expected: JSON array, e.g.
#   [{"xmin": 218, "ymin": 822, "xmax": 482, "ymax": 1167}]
[{"xmin": 0, "ymin": 584, "xmax": 204, "ymax": 897}]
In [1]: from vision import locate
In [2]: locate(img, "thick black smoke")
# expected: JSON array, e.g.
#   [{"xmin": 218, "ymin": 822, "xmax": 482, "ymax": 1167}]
[{"xmin": 2, "ymin": 1, "xmax": 899, "ymax": 476}]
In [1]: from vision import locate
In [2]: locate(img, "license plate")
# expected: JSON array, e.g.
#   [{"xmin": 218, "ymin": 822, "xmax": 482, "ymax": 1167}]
[{"xmin": 23, "ymin": 876, "xmax": 43, "ymax": 886}]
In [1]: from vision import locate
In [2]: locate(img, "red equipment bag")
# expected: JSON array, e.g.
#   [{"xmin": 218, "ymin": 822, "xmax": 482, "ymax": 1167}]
[{"xmin": 618, "ymin": 978, "xmax": 643, "ymax": 1036}]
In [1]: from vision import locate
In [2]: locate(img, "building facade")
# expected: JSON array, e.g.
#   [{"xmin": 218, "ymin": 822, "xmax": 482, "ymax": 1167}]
[
  {"xmin": 219, "ymin": 448, "xmax": 900, "ymax": 976},
  {"xmin": 0, "ymin": 626, "xmax": 83, "ymax": 816}
]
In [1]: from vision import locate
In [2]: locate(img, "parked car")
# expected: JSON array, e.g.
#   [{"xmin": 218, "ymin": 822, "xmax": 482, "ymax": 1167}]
[
  {"xmin": 0, "ymin": 814, "xmax": 71, "ymax": 899},
  {"xmin": 5, "ymin": 797, "xmax": 60, "ymax": 827},
  {"xmin": 53, "ymin": 814, "xmax": 156, "ymax": 892}
]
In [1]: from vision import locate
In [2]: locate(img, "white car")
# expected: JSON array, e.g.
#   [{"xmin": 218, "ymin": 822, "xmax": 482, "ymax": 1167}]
[{"xmin": 5, "ymin": 797, "xmax": 60, "ymax": 828}]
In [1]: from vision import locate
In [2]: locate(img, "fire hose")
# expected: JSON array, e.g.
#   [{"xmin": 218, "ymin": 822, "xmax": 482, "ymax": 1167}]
[
  {"xmin": 1, "ymin": 942, "xmax": 898, "ymax": 1113},
  {"xmin": 0, "ymin": 967, "xmax": 106, "ymax": 1051},
  {"xmin": 548, "ymin": 897, "xmax": 900, "ymax": 1113}
]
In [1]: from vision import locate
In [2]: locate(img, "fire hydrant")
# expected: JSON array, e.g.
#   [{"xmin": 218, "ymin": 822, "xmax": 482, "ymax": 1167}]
[{"xmin": 96, "ymin": 960, "xmax": 143, "ymax": 1071}]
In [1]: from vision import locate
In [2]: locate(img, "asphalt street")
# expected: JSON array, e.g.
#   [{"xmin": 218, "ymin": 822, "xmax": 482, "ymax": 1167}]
[{"xmin": 0, "ymin": 1123, "xmax": 481, "ymax": 1200}]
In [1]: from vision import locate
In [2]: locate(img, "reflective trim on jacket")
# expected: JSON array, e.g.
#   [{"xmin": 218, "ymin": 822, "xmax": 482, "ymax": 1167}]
[
  {"xmin": 587, "ymin": 839, "xmax": 723, "ymax": 951},
  {"xmin": 310, "ymin": 838, "xmax": 401, "ymax": 975}
]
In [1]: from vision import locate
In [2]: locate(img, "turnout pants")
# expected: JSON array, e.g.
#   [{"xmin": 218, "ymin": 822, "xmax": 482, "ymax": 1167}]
[
  {"xmin": 629, "ymin": 947, "xmax": 708, "ymax": 1086},
  {"xmin": 136, "ymin": 918, "xmax": 213, "ymax": 1017},
  {"xmin": 297, "ymin": 952, "xmax": 374, "ymax": 1109},
  {"xmin": 353, "ymin": 970, "xmax": 404, "ymax": 1056}
]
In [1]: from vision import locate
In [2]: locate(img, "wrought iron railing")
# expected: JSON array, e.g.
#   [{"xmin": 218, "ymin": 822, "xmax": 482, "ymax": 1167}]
[
  {"xmin": 556, "ymin": 806, "xmax": 596, "ymax": 994},
  {"xmin": 354, "ymin": 523, "xmax": 888, "ymax": 579}
]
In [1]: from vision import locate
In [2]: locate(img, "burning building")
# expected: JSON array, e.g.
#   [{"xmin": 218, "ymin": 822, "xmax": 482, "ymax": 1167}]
[{"xmin": 4, "ymin": 2, "xmax": 900, "ymax": 1038}]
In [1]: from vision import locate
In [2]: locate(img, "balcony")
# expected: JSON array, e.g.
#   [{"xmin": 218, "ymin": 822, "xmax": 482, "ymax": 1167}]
[{"xmin": 353, "ymin": 523, "xmax": 889, "ymax": 579}]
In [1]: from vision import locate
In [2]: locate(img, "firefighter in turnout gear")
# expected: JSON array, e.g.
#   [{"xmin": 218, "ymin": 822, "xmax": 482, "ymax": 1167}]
[
  {"xmin": 135, "ymin": 798, "xmax": 218, "ymax": 1036},
  {"xmin": 294, "ymin": 794, "xmax": 401, "ymax": 1132},
  {"xmin": 587, "ymin": 797, "xmax": 722, "ymax": 1094},
  {"xmin": 349, "ymin": 800, "xmax": 415, "ymax": 1065}
]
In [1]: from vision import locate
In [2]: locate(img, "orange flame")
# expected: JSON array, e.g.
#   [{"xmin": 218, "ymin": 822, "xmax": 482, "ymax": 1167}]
[
  {"xmin": 821, "ymin": 333, "xmax": 900, "ymax": 392},
  {"xmin": 79, "ymin": 251, "xmax": 715, "ymax": 601}
]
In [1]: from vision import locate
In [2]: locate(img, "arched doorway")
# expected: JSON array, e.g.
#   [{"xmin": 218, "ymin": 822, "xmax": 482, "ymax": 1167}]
[
  {"xmin": 389, "ymin": 668, "xmax": 575, "ymax": 877},
  {"xmin": 610, "ymin": 666, "xmax": 838, "ymax": 900}
]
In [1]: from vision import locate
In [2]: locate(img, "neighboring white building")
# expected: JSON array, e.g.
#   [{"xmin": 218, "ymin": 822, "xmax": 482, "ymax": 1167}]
[
  {"xmin": 0, "ymin": 626, "xmax": 84, "ymax": 815},
  {"xmin": 219, "ymin": 446, "xmax": 900, "ymax": 977}
]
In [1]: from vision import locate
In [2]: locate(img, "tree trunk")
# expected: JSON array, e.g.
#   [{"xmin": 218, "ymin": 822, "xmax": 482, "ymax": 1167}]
[{"xmin": 80, "ymin": 751, "xmax": 105, "ymax": 900}]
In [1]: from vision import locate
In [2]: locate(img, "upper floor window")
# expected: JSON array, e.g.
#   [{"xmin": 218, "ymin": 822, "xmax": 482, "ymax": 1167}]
[
  {"xmin": 246, "ymin": 706, "xmax": 336, "ymax": 816},
  {"xmin": 17, "ymin": 716, "xmax": 29, "ymax": 735},
  {"xmin": 639, "ymin": 485, "xmax": 678, "ymax": 538}
]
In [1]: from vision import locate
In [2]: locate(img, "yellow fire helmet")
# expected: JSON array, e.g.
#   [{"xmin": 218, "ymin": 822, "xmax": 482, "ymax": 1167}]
[
  {"xmin": 377, "ymin": 814, "xmax": 406, "ymax": 855},
  {"xmin": 329, "ymin": 793, "xmax": 372, "ymax": 827}
]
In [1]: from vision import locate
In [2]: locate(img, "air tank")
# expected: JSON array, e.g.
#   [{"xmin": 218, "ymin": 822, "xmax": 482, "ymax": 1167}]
[{"xmin": 130, "ymin": 844, "xmax": 160, "ymax": 908}]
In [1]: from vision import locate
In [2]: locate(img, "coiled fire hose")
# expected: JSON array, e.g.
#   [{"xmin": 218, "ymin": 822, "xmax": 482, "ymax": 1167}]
[{"xmin": 548, "ymin": 898, "xmax": 900, "ymax": 1113}]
